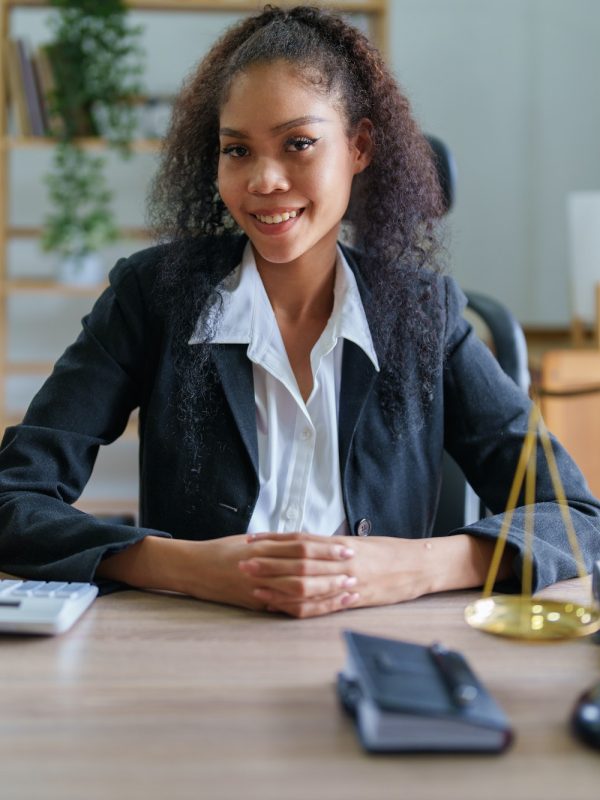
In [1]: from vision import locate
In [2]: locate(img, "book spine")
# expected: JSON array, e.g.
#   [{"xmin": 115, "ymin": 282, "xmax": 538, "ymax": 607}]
[
  {"xmin": 31, "ymin": 48, "xmax": 49, "ymax": 136},
  {"xmin": 6, "ymin": 38, "xmax": 31, "ymax": 135},
  {"xmin": 34, "ymin": 45, "xmax": 64, "ymax": 138},
  {"xmin": 45, "ymin": 42, "xmax": 97, "ymax": 137},
  {"xmin": 17, "ymin": 38, "xmax": 45, "ymax": 137}
]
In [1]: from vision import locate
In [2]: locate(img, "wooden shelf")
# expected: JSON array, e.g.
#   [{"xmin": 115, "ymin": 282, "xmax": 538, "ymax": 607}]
[
  {"xmin": 7, "ymin": 225, "xmax": 151, "ymax": 240},
  {"xmin": 6, "ymin": 0, "xmax": 387, "ymax": 12},
  {"xmin": 73, "ymin": 497, "xmax": 138, "ymax": 516},
  {"xmin": 2, "ymin": 278, "xmax": 107, "ymax": 294},
  {"xmin": 4, "ymin": 360, "xmax": 54, "ymax": 375},
  {"xmin": 1, "ymin": 136, "xmax": 162, "ymax": 153}
]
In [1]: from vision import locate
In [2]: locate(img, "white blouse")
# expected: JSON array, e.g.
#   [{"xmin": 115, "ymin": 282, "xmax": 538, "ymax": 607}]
[{"xmin": 190, "ymin": 242, "xmax": 379, "ymax": 536}]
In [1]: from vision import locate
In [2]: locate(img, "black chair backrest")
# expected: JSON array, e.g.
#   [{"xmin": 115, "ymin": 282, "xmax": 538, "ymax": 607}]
[
  {"xmin": 426, "ymin": 135, "xmax": 531, "ymax": 534},
  {"xmin": 426, "ymin": 134, "xmax": 458, "ymax": 214}
]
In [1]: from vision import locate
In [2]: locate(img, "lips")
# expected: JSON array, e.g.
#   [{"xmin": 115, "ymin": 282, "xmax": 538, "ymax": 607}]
[{"xmin": 251, "ymin": 208, "xmax": 305, "ymax": 225}]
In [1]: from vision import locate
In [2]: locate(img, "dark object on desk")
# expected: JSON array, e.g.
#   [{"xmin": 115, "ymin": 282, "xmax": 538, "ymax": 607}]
[
  {"xmin": 572, "ymin": 682, "xmax": 600, "ymax": 750},
  {"xmin": 337, "ymin": 630, "xmax": 513, "ymax": 753}
]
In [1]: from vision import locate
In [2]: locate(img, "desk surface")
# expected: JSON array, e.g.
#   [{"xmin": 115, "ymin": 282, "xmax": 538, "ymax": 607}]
[{"xmin": 1, "ymin": 579, "xmax": 599, "ymax": 800}]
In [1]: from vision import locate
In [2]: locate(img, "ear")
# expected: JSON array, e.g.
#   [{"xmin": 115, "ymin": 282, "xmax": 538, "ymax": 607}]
[{"xmin": 350, "ymin": 118, "xmax": 374, "ymax": 175}]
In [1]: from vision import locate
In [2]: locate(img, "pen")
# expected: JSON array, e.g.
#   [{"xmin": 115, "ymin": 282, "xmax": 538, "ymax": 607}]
[{"xmin": 428, "ymin": 642, "xmax": 479, "ymax": 707}]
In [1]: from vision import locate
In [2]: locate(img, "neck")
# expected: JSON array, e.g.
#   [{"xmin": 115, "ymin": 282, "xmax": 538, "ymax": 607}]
[{"xmin": 253, "ymin": 243, "xmax": 337, "ymax": 324}]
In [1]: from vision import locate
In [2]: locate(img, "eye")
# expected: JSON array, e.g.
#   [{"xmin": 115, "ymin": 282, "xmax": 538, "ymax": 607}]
[
  {"xmin": 285, "ymin": 136, "xmax": 319, "ymax": 152},
  {"xmin": 220, "ymin": 144, "xmax": 249, "ymax": 158}
]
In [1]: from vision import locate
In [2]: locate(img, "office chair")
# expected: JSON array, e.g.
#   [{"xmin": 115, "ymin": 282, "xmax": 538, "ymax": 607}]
[{"xmin": 425, "ymin": 135, "xmax": 531, "ymax": 534}]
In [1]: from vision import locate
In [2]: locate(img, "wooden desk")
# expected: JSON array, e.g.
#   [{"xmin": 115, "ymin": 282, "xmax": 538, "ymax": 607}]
[{"xmin": 1, "ymin": 580, "xmax": 599, "ymax": 800}]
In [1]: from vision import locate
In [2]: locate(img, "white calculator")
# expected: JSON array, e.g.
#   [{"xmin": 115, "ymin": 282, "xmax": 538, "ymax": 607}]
[{"xmin": 0, "ymin": 579, "xmax": 98, "ymax": 635}]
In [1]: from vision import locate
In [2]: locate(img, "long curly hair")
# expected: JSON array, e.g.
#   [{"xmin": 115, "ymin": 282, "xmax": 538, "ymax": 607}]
[{"xmin": 148, "ymin": 4, "xmax": 445, "ymax": 445}]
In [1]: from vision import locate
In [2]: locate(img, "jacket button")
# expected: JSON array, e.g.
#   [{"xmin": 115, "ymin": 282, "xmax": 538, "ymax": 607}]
[{"xmin": 354, "ymin": 518, "xmax": 372, "ymax": 537}]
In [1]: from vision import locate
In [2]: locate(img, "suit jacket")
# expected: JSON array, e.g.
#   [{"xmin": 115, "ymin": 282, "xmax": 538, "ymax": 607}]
[{"xmin": 1, "ymin": 236, "xmax": 599, "ymax": 592}]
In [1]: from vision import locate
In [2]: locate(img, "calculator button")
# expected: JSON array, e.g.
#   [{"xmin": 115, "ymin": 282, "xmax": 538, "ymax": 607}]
[
  {"xmin": 33, "ymin": 582, "xmax": 68, "ymax": 596},
  {"xmin": 12, "ymin": 581, "xmax": 45, "ymax": 596},
  {"xmin": 0, "ymin": 580, "xmax": 23, "ymax": 595},
  {"xmin": 55, "ymin": 583, "xmax": 92, "ymax": 599}
]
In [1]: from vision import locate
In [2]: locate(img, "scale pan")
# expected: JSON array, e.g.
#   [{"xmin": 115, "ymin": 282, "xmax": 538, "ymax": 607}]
[{"xmin": 465, "ymin": 595, "xmax": 600, "ymax": 640}]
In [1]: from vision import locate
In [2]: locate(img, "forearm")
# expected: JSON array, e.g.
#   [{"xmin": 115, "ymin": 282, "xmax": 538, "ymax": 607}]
[
  {"xmin": 95, "ymin": 534, "xmax": 269, "ymax": 612},
  {"xmin": 95, "ymin": 536, "xmax": 195, "ymax": 594},
  {"xmin": 422, "ymin": 534, "xmax": 513, "ymax": 595}
]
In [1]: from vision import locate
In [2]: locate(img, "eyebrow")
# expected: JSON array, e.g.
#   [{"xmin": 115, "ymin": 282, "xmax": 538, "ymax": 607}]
[{"xmin": 219, "ymin": 115, "xmax": 330, "ymax": 139}]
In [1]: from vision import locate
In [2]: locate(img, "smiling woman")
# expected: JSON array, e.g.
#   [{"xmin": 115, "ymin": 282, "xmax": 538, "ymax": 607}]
[
  {"xmin": 217, "ymin": 61, "xmax": 372, "ymax": 275},
  {"xmin": 1, "ymin": 4, "xmax": 600, "ymax": 619}
]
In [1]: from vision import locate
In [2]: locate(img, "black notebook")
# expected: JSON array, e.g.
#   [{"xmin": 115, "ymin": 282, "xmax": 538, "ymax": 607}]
[{"xmin": 337, "ymin": 630, "xmax": 513, "ymax": 753}]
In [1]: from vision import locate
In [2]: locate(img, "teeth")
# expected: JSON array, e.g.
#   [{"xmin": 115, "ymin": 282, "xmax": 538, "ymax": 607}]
[{"xmin": 256, "ymin": 210, "xmax": 299, "ymax": 224}]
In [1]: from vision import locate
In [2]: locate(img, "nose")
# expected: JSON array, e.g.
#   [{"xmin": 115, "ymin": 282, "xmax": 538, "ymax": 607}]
[{"xmin": 247, "ymin": 157, "xmax": 290, "ymax": 195}]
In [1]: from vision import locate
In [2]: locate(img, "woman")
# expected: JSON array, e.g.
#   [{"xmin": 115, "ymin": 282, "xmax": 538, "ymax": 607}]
[{"xmin": 0, "ymin": 5, "xmax": 598, "ymax": 617}]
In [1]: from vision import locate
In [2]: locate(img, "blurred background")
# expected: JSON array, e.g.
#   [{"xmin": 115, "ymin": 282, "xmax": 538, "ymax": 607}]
[{"xmin": 2, "ymin": 0, "xmax": 600, "ymax": 511}]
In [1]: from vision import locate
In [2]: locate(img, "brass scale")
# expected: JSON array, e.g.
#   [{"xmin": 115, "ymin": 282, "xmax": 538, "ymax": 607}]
[{"xmin": 465, "ymin": 402, "xmax": 600, "ymax": 640}]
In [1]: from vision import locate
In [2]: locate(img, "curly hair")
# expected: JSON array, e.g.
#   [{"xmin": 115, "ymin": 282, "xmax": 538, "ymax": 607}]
[{"xmin": 148, "ymin": 4, "xmax": 445, "ymax": 448}]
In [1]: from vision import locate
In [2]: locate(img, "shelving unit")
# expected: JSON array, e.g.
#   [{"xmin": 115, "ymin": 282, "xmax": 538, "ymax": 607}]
[{"xmin": 0, "ymin": 0, "xmax": 388, "ymax": 515}]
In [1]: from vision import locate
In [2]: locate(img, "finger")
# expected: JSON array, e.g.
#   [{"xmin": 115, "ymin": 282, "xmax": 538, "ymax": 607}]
[
  {"xmin": 252, "ymin": 573, "xmax": 358, "ymax": 600},
  {"xmin": 238, "ymin": 556, "xmax": 353, "ymax": 578},
  {"xmin": 248, "ymin": 532, "xmax": 328, "ymax": 542},
  {"xmin": 246, "ymin": 537, "xmax": 355, "ymax": 562},
  {"xmin": 265, "ymin": 592, "xmax": 361, "ymax": 619}
]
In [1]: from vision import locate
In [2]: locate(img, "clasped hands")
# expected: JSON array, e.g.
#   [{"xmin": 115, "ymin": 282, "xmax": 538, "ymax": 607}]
[{"xmin": 196, "ymin": 531, "xmax": 430, "ymax": 618}]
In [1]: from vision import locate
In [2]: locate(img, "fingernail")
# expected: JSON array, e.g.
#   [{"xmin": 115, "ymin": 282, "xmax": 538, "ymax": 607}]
[
  {"xmin": 253, "ymin": 588, "xmax": 269, "ymax": 599},
  {"xmin": 335, "ymin": 546, "xmax": 354, "ymax": 559},
  {"xmin": 341, "ymin": 592, "xmax": 360, "ymax": 606},
  {"xmin": 342, "ymin": 576, "xmax": 357, "ymax": 588}
]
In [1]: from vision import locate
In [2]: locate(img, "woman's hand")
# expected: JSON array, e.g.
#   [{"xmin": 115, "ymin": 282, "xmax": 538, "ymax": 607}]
[
  {"xmin": 181, "ymin": 533, "xmax": 357, "ymax": 612},
  {"xmin": 238, "ymin": 532, "xmax": 512, "ymax": 618},
  {"xmin": 238, "ymin": 532, "xmax": 433, "ymax": 618}
]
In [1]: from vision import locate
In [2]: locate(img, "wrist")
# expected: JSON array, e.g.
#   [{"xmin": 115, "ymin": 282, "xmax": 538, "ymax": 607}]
[
  {"xmin": 424, "ymin": 534, "xmax": 484, "ymax": 595},
  {"xmin": 96, "ymin": 535, "xmax": 197, "ymax": 595},
  {"xmin": 425, "ymin": 534, "xmax": 512, "ymax": 595}
]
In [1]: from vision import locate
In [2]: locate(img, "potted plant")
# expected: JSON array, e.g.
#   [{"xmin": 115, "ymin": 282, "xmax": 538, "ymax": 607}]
[
  {"xmin": 41, "ymin": 143, "xmax": 118, "ymax": 284},
  {"xmin": 41, "ymin": 0, "xmax": 144, "ymax": 284}
]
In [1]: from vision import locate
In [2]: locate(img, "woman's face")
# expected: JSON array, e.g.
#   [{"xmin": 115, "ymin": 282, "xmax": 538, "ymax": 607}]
[{"xmin": 217, "ymin": 60, "xmax": 371, "ymax": 273}]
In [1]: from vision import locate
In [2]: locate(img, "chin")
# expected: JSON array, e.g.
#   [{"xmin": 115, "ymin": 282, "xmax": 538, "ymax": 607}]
[{"xmin": 251, "ymin": 242, "xmax": 306, "ymax": 266}]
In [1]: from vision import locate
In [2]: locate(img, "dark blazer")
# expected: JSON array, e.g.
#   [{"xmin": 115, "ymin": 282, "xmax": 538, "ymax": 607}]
[{"xmin": 1, "ymin": 237, "xmax": 599, "ymax": 592}]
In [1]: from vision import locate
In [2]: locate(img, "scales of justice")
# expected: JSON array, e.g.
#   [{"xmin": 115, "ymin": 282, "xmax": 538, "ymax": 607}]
[{"xmin": 465, "ymin": 402, "xmax": 600, "ymax": 641}]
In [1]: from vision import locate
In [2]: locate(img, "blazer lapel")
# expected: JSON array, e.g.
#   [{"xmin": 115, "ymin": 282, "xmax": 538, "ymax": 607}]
[
  {"xmin": 338, "ymin": 340, "xmax": 378, "ymax": 477},
  {"xmin": 206, "ymin": 240, "xmax": 377, "ymax": 485},
  {"xmin": 211, "ymin": 344, "xmax": 259, "ymax": 477},
  {"xmin": 337, "ymin": 244, "xmax": 379, "ymax": 476}
]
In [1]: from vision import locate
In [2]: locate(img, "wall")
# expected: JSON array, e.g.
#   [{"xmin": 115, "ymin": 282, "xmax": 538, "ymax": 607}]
[{"xmin": 389, "ymin": 0, "xmax": 600, "ymax": 325}]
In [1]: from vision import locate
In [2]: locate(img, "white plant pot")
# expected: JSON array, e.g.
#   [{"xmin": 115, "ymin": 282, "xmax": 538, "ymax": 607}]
[{"xmin": 57, "ymin": 253, "xmax": 104, "ymax": 286}]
